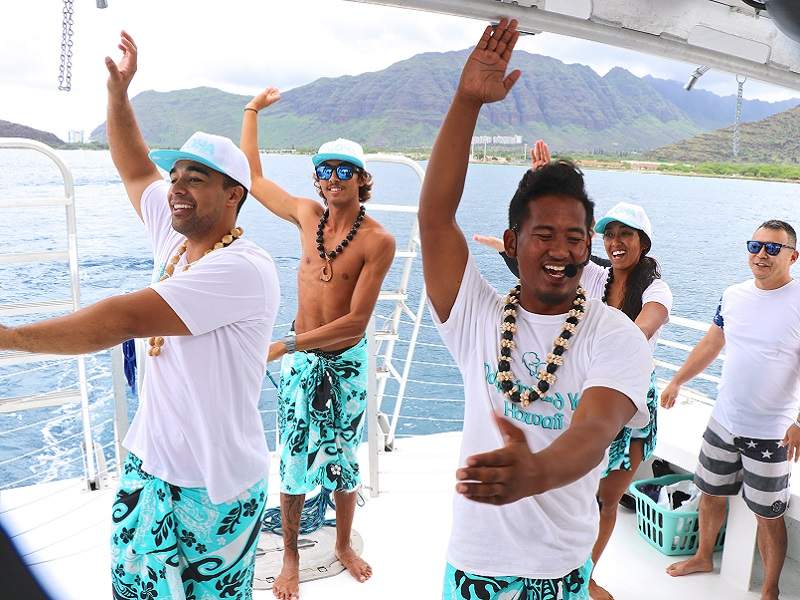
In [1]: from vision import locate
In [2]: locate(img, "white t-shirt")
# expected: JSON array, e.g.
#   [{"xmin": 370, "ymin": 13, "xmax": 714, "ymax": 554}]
[
  {"xmin": 712, "ymin": 279, "xmax": 800, "ymax": 439},
  {"xmin": 430, "ymin": 256, "xmax": 652, "ymax": 579},
  {"xmin": 123, "ymin": 180, "xmax": 280, "ymax": 504},
  {"xmin": 580, "ymin": 260, "xmax": 673, "ymax": 353}
]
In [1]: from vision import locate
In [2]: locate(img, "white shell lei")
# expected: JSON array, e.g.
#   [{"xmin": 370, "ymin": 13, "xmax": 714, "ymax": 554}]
[{"xmin": 496, "ymin": 283, "xmax": 588, "ymax": 407}]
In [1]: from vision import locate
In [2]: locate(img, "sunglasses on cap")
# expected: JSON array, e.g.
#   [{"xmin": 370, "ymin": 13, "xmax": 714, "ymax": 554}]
[
  {"xmin": 746, "ymin": 240, "xmax": 796, "ymax": 256},
  {"xmin": 315, "ymin": 163, "xmax": 359, "ymax": 181}
]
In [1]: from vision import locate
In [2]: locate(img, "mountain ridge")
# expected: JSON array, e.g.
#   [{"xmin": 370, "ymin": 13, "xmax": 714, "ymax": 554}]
[{"xmin": 81, "ymin": 47, "xmax": 797, "ymax": 153}]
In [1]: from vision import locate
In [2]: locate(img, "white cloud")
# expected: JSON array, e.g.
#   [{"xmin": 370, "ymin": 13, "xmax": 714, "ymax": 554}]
[{"xmin": 1, "ymin": 0, "xmax": 796, "ymax": 140}]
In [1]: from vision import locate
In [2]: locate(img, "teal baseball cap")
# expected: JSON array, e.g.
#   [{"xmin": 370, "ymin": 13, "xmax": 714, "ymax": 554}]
[
  {"xmin": 312, "ymin": 138, "xmax": 366, "ymax": 170},
  {"xmin": 594, "ymin": 202, "xmax": 653, "ymax": 240},
  {"xmin": 149, "ymin": 131, "xmax": 251, "ymax": 191}
]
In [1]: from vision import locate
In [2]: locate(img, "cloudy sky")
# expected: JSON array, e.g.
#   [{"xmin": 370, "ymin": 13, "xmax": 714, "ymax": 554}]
[{"xmin": 2, "ymin": 0, "xmax": 798, "ymax": 140}]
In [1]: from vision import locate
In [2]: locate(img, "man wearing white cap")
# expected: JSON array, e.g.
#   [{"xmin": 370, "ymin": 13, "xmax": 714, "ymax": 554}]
[
  {"xmin": 241, "ymin": 87, "xmax": 395, "ymax": 598},
  {"xmin": 91, "ymin": 32, "xmax": 276, "ymax": 599}
]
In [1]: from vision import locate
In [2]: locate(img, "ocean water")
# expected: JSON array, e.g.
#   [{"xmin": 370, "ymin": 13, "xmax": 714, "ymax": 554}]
[{"xmin": 1, "ymin": 149, "xmax": 798, "ymax": 489}]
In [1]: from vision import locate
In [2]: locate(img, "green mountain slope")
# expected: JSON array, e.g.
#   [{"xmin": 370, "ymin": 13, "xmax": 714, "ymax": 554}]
[
  {"xmin": 648, "ymin": 106, "xmax": 800, "ymax": 163},
  {"xmin": 90, "ymin": 48, "xmax": 795, "ymax": 153},
  {"xmin": 0, "ymin": 120, "xmax": 65, "ymax": 147}
]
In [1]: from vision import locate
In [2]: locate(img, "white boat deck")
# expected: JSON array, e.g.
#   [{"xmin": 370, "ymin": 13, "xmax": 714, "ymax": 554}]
[{"xmin": 3, "ymin": 407, "xmax": 799, "ymax": 600}]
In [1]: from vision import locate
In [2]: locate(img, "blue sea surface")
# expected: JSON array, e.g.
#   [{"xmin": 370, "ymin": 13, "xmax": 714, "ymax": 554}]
[{"xmin": 1, "ymin": 149, "xmax": 798, "ymax": 489}]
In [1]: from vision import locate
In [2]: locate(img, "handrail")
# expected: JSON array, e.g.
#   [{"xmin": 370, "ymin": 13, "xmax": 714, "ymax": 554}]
[{"xmin": 0, "ymin": 138, "xmax": 96, "ymax": 488}]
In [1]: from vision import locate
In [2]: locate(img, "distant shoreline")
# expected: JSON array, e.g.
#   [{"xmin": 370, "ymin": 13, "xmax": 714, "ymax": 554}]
[{"xmin": 52, "ymin": 146, "xmax": 800, "ymax": 185}]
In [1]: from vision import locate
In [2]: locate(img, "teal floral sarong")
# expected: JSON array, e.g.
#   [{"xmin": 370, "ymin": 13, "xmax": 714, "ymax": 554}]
[
  {"xmin": 110, "ymin": 453, "xmax": 266, "ymax": 600},
  {"xmin": 278, "ymin": 338, "xmax": 368, "ymax": 495},
  {"xmin": 442, "ymin": 558, "xmax": 592, "ymax": 599},
  {"xmin": 604, "ymin": 369, "xmax": 658, "ymax": 476}
]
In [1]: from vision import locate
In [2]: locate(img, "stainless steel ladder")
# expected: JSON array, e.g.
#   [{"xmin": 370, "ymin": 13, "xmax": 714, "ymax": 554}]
[{"xmin": 362, "ymin": 154, "xmax": 427, "ymax": 458}]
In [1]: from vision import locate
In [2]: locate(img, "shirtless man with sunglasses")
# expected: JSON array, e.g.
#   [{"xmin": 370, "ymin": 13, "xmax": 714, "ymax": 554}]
[{"xmin": 240, "ymin": 88, "xmax": 395, "ymax": 600}]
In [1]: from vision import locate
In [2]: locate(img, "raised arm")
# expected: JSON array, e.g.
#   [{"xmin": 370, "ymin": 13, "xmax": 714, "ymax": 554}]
[
  {"xmin": 105, "ymin": 31, "xmax": 160, "ymax": 220},
  {"xmin": 267, "ymin": 231, "xmax": 396, "ymax": 360},
  {"xmin": 419, "ymin": 19, "xmax": 520, "ymax": 322},
  {"xmin": 241, "ymin": 88, "xmax": 303, "ymax": 225},
  {"xmin": 660, "ymin": 323, "xmax": 725, "ymax": 408},
  {"xmin": 0, "ymin": 289, "xmax": 190, "ymax": 356}
]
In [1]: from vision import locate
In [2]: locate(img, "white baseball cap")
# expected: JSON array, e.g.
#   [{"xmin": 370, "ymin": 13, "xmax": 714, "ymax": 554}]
[
  {"xmin": 594, "ymin": 202, "xmax": 653, "ymax": 240},
  {"xmin": 312, "ymin": 138, "xmax": 366, "ymax": 170},
  {"xmin": 149, "ymin": 131, "xmax": 251, "ymax": 191}
]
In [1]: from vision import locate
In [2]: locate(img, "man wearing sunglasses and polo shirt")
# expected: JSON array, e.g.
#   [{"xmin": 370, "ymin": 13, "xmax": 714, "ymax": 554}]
[
  {"xmin": 661, "ymin": 219, "xmax": 800, "ymax": 600},
  {"xmin": 240, "ymin": 87, "xmax": 395, "ymax": 600}
]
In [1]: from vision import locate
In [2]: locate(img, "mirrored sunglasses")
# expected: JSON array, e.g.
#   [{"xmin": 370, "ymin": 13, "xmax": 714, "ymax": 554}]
[
  {"xmin": 315, "ymin": 163, "xmax": 358, "ymax": 181},
  {"xmin": 746, "ymin": 240, "xmax": 796, "ymax": 256}
]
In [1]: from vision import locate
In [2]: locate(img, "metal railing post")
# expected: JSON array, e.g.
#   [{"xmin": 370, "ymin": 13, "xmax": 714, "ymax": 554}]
[
  {"xmin": 111, "ymin": 345, "xmax": 129, "ymax": 472},
  {"xmin": 366, "ymin": 318, "xmax": 380, "ymax": 497}
]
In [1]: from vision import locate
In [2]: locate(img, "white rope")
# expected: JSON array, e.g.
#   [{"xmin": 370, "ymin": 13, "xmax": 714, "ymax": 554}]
[
  {"xmin": 381, "ymin": 393, "xmax": 464, "ymax": 403},
  {"xmin": 0, "ymin": 411, "xmax": 77, "ymax": 437},
  {"xmin": 399, "ymin": 414, "xmax": 463, "ymax": 423}
]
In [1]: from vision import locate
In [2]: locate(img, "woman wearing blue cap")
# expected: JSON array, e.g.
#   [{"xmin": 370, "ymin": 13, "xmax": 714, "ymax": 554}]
[{"xmin": 475, "ymin": 140, "xmax": 671, "ymax": 600}]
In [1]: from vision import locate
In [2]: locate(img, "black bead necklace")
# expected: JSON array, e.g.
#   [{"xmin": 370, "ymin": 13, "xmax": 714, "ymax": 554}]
[
  {"xmin": 316, "ymin": 205, "xmax": 366, "ymax": 282},
  {"xmin": 496, "ymin": 283, "xmax": 587, "ymax": 407},
  {"xmin": 601, "ymin": 267, "xmax": 614, "ymax": 304}
]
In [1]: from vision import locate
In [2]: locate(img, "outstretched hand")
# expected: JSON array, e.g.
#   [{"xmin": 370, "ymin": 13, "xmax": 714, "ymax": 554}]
[
  {"xmin": 105, "ymin": 31, "xmax": 138, "ymax": 97},
  {"xmin": 660, "ymin": 381, "xmax": 681, "ymax": 409},
  {"xmin": 456, "ymin": 412, "xmax": 542, "ymax": 505},
  {"xmin": 472, "ymin": 233, "xmax": 505, "ymax": 252},
  {"xmin": 457, "ymin": 18, "xmax": 521, "ymax": 106},
  {"xmin": 247, "ymin": 86, "xmax": 281, "ymax": 112},
  {"xmin": 531, "ymin": 139, "xmax": 551, "ymax": 170},
  {"xmin": 267, "ymin": 340, "xmax": 287, "ymax": 363}
]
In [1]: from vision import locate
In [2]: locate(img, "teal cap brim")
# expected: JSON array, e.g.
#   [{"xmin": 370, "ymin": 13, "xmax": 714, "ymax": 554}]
[
  {"xmin": 594, "ymin": 216, "xmax": 643, "ymax": 234},
  {"xmin": 312, "ymin": 152, "xmax": 366, "ymax": 170}
]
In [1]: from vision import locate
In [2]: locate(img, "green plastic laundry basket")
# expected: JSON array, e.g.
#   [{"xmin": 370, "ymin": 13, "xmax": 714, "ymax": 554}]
[{"xmin": 629, "ymin": 473, "xmax": 727, "ymax": 556}]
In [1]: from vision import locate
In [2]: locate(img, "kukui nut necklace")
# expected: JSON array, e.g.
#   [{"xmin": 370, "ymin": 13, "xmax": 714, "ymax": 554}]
[
  {"xmin": 601, "ymin": 267, "xmax": 615, "ymax": 305},
  {"xmin": 496, "ymin": 283, "xmax": 587, "ymax": 407},
  {"xmin": 148, "ymin": 226, "xmax": 244, "ymax": 357},
  {"xmin": 316, "ymin": 205, "xmax": 365, "ymax": 282}
]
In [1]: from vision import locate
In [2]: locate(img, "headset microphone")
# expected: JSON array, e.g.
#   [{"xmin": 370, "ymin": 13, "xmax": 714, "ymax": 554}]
[{"xmin": 564, "ymin": 257, "xmax": 591, "ymax": 278}]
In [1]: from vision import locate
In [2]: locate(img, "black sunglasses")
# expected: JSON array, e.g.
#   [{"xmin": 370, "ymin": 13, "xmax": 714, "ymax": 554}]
[
  {"xmin": 315, "ymin": 163, "xmax": 359, "ymax": 181},
  {"xmin": 746, "ymin": 240, "xmax": 796, "ymax": 256}
]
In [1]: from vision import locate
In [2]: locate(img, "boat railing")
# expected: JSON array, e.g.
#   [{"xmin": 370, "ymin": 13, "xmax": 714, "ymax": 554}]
[
  {"xmin": 1, "ymin": 143, "xmax": 722, "ymax": 502},
  {"xmin": 0, "ymin": 138, "xmax": 100, "ymax": 494}
]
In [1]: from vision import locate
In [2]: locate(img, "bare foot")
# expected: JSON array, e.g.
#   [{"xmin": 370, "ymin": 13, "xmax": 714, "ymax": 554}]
[
  {"xmin": 273, "ymin": 554, "xmax": 300, "ymax": 600},
  {"xmin": 665, "ymin": 556, "xmax": 713, "ymax": 577},
  {"xmin": 589, "ymin": 578, "xmax": 614, "ymax": 600},
  {"xmin": 336, "ymin": 545, "xmax": 372, "ymax": 583}
]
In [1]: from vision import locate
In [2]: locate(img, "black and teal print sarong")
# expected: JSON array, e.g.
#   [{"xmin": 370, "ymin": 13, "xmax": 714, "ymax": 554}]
[
  {"xmin": 603, "ymin": 369, "xmax": 658, "ymax": 477},
  {"xmin": 278, "ymin": 338, "xmax": 368, "ymax": 495},
  {"xmin": 111, "ymin": 453, "xmax": 266, "ymax": 600},
  {"xmin": 443, "ymin": 558, "xmax": 592, "ymax": 600}
]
